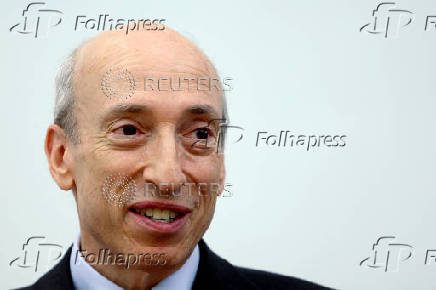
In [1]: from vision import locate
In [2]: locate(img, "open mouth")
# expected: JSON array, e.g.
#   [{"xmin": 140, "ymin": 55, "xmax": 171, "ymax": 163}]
[{"xmin": 129, "ymin": 207, "xmax": 186, "ymax": 224}]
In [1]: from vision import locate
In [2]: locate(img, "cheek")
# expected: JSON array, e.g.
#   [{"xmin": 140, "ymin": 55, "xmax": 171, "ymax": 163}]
[
  {"xmin": 182, "ymin": 156, "xmax": 221, "ymax": 228},
  {"xmin": 183, "ymin": 156, "xmax": 223, "ymax": 215},
  {"xmin": 75, "ymin": 179, "xmax": 108, "ymax": 233},
  {"xmin": 75, "ymin": 173, "xmax": 128, "ymax": 247},
  {"xmin": 73, "ymin": 150, "xmax": 132, "ymax": 229},
  {"xmin": 189, "ymin": 159, "xmax": 221, "ymax": 211},
  {"xmin": 192, "ymin": 194, "xmax": 217, "ymax": 243},
  {"xmin": 184, "ymin": 155, "xmax": 223, "ymax": 183},
  {"xmin": 75, "ymin": 144, "xmax": 140, "ymax": 191}
]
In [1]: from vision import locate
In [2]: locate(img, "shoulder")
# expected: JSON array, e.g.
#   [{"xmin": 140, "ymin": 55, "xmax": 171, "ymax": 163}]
[
  {"xmin": 234, "ymin": 265, "xmax": 334, "ymax": 290},
  {"xmin": 194, "ymin": 240, "xmax": 335, "ymax": 290}
]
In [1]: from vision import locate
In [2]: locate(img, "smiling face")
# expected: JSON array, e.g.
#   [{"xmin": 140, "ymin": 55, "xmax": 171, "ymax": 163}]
[{"xmin": 49, "ymin": 30, "xmax": 226, "ymax": 280}]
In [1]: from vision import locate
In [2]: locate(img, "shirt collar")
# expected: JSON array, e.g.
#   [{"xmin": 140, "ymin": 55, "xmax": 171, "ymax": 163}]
[{"xmin": 70, "ymin": 234, "xmax": 200, "ymax": 290}]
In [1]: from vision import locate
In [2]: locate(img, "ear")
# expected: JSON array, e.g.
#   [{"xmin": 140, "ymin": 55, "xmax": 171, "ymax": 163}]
[{"xmin": 44, "ymin": 124, "xmax": 74, "ymax": 190}]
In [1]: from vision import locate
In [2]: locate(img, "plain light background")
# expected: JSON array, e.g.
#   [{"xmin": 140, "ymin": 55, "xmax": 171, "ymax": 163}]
[{"xmin": 1, "ymin": 0, "xmax": 436, "ymax": 289}]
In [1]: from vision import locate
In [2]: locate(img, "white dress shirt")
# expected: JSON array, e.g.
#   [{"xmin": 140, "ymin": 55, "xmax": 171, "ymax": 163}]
[{"xmin": 70, "ymin": 235, "xmax": 199, "ymax": 290}]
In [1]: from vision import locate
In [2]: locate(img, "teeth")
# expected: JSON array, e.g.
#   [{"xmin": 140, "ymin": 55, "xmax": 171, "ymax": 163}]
[
  {"xmin": 133, "ymin": 208, "xmax": 181, "ymax": 223},
  {"xmin": 153, "ymin": 208, "xmax": 162, "ymax": 219}
]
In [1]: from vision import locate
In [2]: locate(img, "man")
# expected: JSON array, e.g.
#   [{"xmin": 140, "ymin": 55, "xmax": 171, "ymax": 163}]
[{"xmin": 18, "ymin": 27, "xmax": 334, "ymax": 289}]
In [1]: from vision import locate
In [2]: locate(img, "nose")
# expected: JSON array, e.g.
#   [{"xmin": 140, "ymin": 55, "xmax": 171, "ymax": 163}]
[{"xmin": 143, "ymin": 127, "xmax": 186, "ymax": 194}]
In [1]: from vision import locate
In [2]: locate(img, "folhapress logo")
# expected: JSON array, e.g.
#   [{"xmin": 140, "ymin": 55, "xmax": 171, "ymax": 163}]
[
  {"xmin": 360, "ymin": 236, "xmax": 413, "ymax": 272},
  {"xmin": 9, "ymin": 236, "xmax": 64, "ymax": 272},
  {"xmin": 360, "ymin": 2, "xmax": 436, "ymax": 38},
  {"xmin": 10, "ymin": 2, "xmax": 166, "ymax": 39},
  {"xmin": 9, "ymin": 2, "xmax": 63, "ymax": 38},
  {"xmin": 360, "ymin": 2, "xmax": 414, "ymax": 38}
]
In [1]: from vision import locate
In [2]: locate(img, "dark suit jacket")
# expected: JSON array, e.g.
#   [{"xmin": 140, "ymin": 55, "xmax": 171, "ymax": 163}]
[{"xmin": 15, "ymin": 239, "xmax": 335, "ymax": 290}]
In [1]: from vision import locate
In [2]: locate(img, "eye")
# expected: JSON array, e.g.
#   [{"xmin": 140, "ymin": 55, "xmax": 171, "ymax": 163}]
[
  {"xmin": 122, "ymin": 125, "xmax": 137, "ymax": 135},
  {"xmin": 111, "ymin": 123, "xmax": 143, "ymax": 137},
  {"xmin": 195, "ymin": 128, "xmax": 209, "ymax": 139},
  {"xmin": 182, "ymin": 125, "xmax": 217, "ymax": 153},
  {"xmin": 187, "ymin": 127, "xmax": 217, "ymax": 150},
  {"xmin": 108, "ymin": 121, "xmax": 147, "ymax": 147}
]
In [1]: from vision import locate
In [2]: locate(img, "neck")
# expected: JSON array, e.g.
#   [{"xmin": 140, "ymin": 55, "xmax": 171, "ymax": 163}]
[{"xmin": 92, "ymin": 262, "xmax": 176, "ymax": 290}]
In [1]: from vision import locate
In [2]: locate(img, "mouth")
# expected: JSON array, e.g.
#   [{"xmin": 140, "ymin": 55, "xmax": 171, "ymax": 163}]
[
  {"xmin": 129, "ymin": 207, "xmax": 186, "ymax": 223},
  {"xmin": 128, "ymin": 201, "xmax": 192, "ymax": 232}
]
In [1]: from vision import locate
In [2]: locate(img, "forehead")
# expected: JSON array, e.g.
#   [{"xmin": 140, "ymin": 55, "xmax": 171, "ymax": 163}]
[
  {"xmin": 75, "ymin": 29, "xmax": 217, "ymax": 81},
  {"xmin": 72, "ymin": 30, "xmax": 223, "ymax": 120}
]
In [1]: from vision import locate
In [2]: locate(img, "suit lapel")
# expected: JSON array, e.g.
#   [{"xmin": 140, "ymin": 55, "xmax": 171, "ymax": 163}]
[
  {"xmin": 192, "ymin": 239, "xmax": 259, "ymax": 290},
  {"xmin": 31, "ymin": 246, "xmax": 75, "ymax": 290}
]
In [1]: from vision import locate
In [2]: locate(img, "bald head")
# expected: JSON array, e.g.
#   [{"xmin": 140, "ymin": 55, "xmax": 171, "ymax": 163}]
[
  {"xmin": 54, "ymin": 28, "xmax": 228, "ymax": 145},
  {"xmin": 76, "ymin": 28, "xmax": 217, "ymax": 78}
]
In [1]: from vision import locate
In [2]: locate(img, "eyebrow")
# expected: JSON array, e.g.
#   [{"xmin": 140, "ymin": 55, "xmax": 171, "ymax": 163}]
[
  {"xmin": 101, "ymin": 103, "xmax": 221, "ymax": 125},
  {"xmin": 187, "ymin": 105, "xmax": 220, "ymax": 118},
  {"xmin": 107, "ymin": 104, "xmax": 151, "ymax": 115},
  {"xmin": 100, "ymin": 104, "xmax": 151, "ymax": 128}
]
